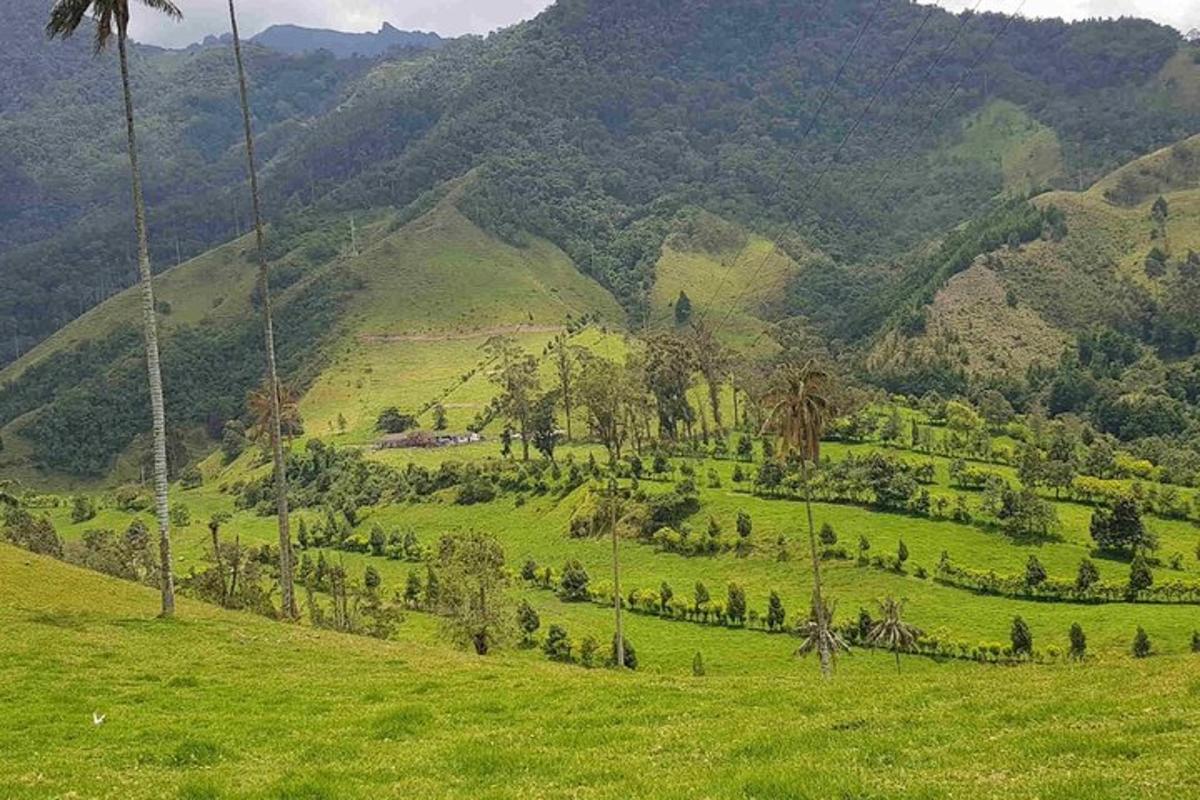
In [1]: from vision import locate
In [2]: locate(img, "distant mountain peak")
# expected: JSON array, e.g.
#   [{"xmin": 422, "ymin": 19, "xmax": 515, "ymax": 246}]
[{"xmin": 250, "ymin": 22, "xmax": 444, "ymax": 59}]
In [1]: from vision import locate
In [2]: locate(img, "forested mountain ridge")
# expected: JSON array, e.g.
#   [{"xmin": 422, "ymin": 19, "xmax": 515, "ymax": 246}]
[
  {"xmin": 265, "ymin": 0, "xmax": 1196, "ymax": 316},
  {"xmin": 3, "ymin": 0, "xmax": 1196, "ymax": 366}
]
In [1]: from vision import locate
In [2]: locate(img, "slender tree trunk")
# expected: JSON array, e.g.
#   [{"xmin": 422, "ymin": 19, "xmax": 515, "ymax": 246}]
[
  {"xmin": 210, "ymin": 523, "xmax": 227, "ymax": 607},
  {"xmin": 610, "ymin": 478, "xmax": 624, "ymax": 668},
  {"xmin": 801, "ymin": 458, "xmax": 831, "ymax": 678},
  {"xmin": 229, "ymin": 0, "xmax": 296, "ymax": 619},
  {"xmin": 707, "ymin": 378, "xmax": 722, "ymax": 433},
  {"xmin": 230, "ymin": 534, "xmax": 242, "ymax": 600},
  {"xmin": 117, "ymin": 24, "xmax": 174, "ymax": 618}
]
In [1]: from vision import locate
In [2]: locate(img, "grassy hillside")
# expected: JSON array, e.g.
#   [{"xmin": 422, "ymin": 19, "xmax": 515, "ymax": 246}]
[
  {"xmin": 5, "ymin": 516, "xmax": 1200, "ymax": 799},
  {"xmin": 947, "ymin": 100, "xmax": 1066, "ymax": 196},
  {"xmin": 650, "ymin": 212, "xmax": 803, "ymax": 351},
  {"xmin": 0, "ymin": 185, "xmax": 628, "ymax": 485}
]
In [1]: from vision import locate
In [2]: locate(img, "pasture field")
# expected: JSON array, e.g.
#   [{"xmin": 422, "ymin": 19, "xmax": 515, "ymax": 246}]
[{"xmin": 4, "ymin": 544, "xmax": 1200, "ymax": 800}]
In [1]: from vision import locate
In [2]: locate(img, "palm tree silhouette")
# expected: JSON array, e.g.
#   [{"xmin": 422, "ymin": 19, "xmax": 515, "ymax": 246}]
[{"xmin": 868, "ymin": 597, "xmax": 923, "ymax": 673}]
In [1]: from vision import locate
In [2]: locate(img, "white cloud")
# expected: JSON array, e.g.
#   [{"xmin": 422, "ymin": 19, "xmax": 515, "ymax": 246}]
[{"xmin": 129, "ymin": 0, "xmax": 1197, "ymax": 49}]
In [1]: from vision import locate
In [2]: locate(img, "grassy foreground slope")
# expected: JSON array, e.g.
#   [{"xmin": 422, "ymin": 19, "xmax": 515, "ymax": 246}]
[{"xmin": 3, "ymin": 544, "xmax": 1200, "ymax": 800}]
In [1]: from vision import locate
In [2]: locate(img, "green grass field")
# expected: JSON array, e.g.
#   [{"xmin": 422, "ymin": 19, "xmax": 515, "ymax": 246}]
[{"xmin": 4, "ymin": 536, "xmax": 1200, "ymax": 800}]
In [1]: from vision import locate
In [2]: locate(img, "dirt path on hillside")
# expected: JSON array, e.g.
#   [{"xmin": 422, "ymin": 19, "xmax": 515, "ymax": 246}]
[{"xmin": 358, "ymin": 324, "xmax": 565, "ymax": 343}]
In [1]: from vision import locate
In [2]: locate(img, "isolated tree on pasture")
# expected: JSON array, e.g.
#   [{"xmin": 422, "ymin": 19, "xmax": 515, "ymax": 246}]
[
  {"xmin": 726, "ymin": 583, "xmax": 747, "ymax": 625},
  {"xmin": 867, "ymin": 597, "xmax": 922, "ymax": 672},
  {"xmin": 762, "ymin": 361, "xmax": 837, "ymax": 677},
  {"xmin": 1075, "ymin": 558, "xmax": 1100, "ymax": 591},
  {"xmin": 225, "ymin": 0, "xmax": 298, "ymax": 618},
  {"xmin": 577, "ymin": 353, "xmax": 630, "ymax": 462},
  {"xmin": 674, "ymin": 290, "xmax": 693, "ymax": 325},
  {"xmin": 516, "ymin": 600, "xmax": 540, "ymax": 645},
  {"xmin": 1024, "ymin": 555, "xmax": 1047, "ymax": 588},
  {"xmin": 766, "ymin": 591, "xmax": 786, "ymax": 631},
  {"xmin": 1128, "ymin": 552, "xmax": 1154, "ymax": 595},
  {"xmin": 433, "ymin": 531, "xmax": 511, "ymax": 655},
  {"xmin": 1132, "ymin": 626, "xmax": 1152, "ymax": 658},
  {"xmin": 47, "ymin": 0, "xmax": 184, "ymax": 617},
  {"xmin": 1068, "ymin": 623, "xmax": 1087, "ymax": 661}
]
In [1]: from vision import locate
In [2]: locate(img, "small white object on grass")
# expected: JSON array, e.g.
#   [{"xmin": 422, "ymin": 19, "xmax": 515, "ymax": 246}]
[{"xmin": 92, "ymin": 712, "xmax": 106, "ymax": 726}]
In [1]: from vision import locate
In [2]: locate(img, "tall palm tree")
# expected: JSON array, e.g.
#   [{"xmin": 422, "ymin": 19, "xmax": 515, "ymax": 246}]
[
  {"xmin": 225, "ymin": 0, "xmax": 297, "ymax": 619},
  {"xmin": 762, "ymin": 360, "xmax": 835, "ymax": 676},
  {"xmin": 867, "ymin": 597, "xmax": 923, "ymax": 673},
  {"xmin": 47, "ymin": 0, "xmax": 182, "ymax": 617}
]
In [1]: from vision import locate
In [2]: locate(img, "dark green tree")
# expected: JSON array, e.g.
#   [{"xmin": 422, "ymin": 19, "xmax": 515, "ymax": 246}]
[
  {"xmin": 1024, "ymin": 555, "xmax": 1048, "ymax": 588},
  {"xmin": 1069, "ymin": 622, "xmax": 1086, "ymax": 660},
  {"xmin": 1075, "ymin": 558, "xmax": 1100, "ymax": 592},
  {"xmin": 674, "ymin": 290, "xmax": 693, "ymax": 325},
  {"xmin": 1010, "ymin": 616, "xmax": 1033, "ymax": 658},
  {"xmin": 1132, "ymin": 626, "xmax": 1152, "ymax": 658},
  {"xmin": 766, "ymin": 591, "xmax": 786, "ymax": 631}
]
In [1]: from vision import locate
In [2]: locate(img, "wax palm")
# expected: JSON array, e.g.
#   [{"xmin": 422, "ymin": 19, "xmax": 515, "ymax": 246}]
[
  {"xmin": 867, "ymin": 597, "xmax": 923, "ymax": 673},
  {"xmin": 247, "ymin": 382, "xmax": 303, "ymax": 442},
  {"xmin": 794, "ymin": 596, "xmax": 849, "ymax": 663},
  {"xmin": 227, "ymin": 0, "xmax": 298, "ymax": 617},
  {"xmin": 47, "ymin": 0, "xmax": 182, "ymax": 617},
  {"xmin": 762, "ymin": 361, "xmax": 836, "ymax": 677}
]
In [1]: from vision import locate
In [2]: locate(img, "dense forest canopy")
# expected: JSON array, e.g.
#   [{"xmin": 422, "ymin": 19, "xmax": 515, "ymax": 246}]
[{"xmin": 269, "ymin": 0, "xmax": 1192, "ymax": 315}]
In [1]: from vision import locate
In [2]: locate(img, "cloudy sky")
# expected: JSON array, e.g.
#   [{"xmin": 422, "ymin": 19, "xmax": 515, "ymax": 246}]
[{"xmin": 131, "ymin": 0, "xmax": 1199, "ymax": 48}]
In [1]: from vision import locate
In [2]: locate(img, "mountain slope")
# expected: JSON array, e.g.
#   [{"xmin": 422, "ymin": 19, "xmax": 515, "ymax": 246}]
[
  {"xmin": 868, "ymin": 134, "xmax": 1200, "ymax": 396},
  {"xmin": 4, "ymin": 0, "xmax": 1197, "ymax": 369},
  {"xmin": 0, "ymin": 185, "xmax": 624, "ymax": 482}
]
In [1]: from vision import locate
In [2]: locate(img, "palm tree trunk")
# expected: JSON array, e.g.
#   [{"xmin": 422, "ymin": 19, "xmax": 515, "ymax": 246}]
[
  {"xmin": 117, "ymin": 22, "xmax": 174, "ymax": 618},
  {"xmin": 801, "ymin": 458, "xmax": 831, "ymax": 678},
  {"xmin": 228, "ymin": 0, "xmax": 297, "ymax": 620},
  {"xmin": 210, "ymin": 523, "xmax": 227, "ymax": 607},
  {"xmin": 610, "ymin": 479, "xmax": 624, "ymax": 668}
]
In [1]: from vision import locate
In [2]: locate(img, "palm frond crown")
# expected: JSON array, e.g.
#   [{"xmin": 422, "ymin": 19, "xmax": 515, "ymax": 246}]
[
  {"xmin": 761, "ymin": 360, "xmax": 832, "ymax": 463},
  {"xmin": 47, "ymin": 0, "xmax": 181, "ymax": 52}
]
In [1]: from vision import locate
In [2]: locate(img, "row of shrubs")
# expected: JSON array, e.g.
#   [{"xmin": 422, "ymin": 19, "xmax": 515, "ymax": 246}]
[
  {"xmin": 934, "ymin": 553, "xmax": 1200, "ymax": 604},
  {"xmin": 518, "ymin": 558, "xmax": 1075, "ymax": 665}
]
